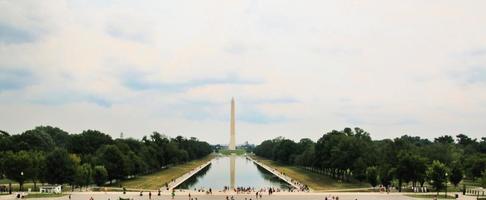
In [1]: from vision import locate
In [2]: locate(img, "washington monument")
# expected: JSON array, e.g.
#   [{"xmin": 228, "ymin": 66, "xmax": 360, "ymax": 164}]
[{"xmin": 229, "ymin": 98, "xmax": 236, "ymax": 150}]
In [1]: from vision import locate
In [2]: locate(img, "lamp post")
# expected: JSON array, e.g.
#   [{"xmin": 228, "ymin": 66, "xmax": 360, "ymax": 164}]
[
  {"xmin": 346, "ymin": 168, "xmax": 350, "ymax": 182},
  {"xmin": 445, "ymin": 172, "xmax": 448, "ymax": 198},
  {"xmin": 20, "ymin": 171, "xmax": 24, "ymax": 191}
]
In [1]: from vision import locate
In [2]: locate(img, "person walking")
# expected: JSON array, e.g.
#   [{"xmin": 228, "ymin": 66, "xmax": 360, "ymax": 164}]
[{"xmin": 149, "ymin": 191, "xmax": 152, "ymax": 200}]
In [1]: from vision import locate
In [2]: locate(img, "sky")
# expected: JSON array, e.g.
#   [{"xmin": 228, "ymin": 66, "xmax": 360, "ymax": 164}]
[{"xmin": 1, "ymin": 0, "xmax": 486, "ymax": 145}]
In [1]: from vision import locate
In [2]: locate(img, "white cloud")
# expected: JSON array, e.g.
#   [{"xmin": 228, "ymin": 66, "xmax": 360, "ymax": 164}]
[{"xmin": 1, "ymin": 0, "xmax": 486, "ymax": 144}]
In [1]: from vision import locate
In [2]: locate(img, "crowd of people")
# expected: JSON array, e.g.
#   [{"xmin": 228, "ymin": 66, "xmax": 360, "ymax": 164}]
[
  {"xmin": 184, "ymin": 186, "xmax": 303, "ymax": 195},
  {"xmin": 323, "ymin": 195, "xmax": 341, "ymax": 200}
]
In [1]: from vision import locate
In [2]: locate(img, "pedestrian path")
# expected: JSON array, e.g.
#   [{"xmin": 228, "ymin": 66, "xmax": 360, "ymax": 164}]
[{"xmin": 165, "ymin": 161, "xmax": 212, "ymax": 191}]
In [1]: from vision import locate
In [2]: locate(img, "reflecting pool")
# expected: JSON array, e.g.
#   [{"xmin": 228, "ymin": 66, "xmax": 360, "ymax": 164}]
[{"xmin": 176, "ymin": 155, "xmax": 291, "ymax": 190}]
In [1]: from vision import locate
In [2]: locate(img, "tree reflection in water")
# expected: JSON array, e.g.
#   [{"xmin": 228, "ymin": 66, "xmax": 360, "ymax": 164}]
[{"xmin": 176, "ymin": 156, "xmax": 291, "ymax": 190}]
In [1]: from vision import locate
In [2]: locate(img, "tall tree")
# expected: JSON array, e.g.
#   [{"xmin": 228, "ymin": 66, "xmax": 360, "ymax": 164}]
[
  {"xmin": 435, "ymin": 135, "xmax": 454, "ymax": 144},
  {"xmin": 427, "ymin": 160, "xmax": 449, "ymax": 196},
  {"xmin": 26, "ymin": 151, "xmax": 45, "ymax": 190},
  {"xmin": 272, "ymin": 139, "xmax": 297, "ymax": 164},
  {"xmin": 464, "ymin": 155, "xmax": 486, "ymax": 179},
  {"xmin": 366, "ymin": 166, "xmax": 379, "ymax": 188},
  {"xmin": 96, "ymin": 145, "xmax": 127, "ymax": 183},
  {"xmin": 481, "ymin": 170, "xmax": 486, "ymax": 188},
  {"xmin": 449, "ymin": 163, "xmax": 463, "ymax": 187},
  {"xmin": 3, "ymin": 151, "xmax": 32, "ymax": 191},
  {"xmin": 93, "ymin": 166, "xmax": 108, "ymax": 186},
  {"xmin": 69, "ymin": 130, "xmax": 113, "ymax": 155},
  {"xmin": 378, "ymin": 165, "xmax": 394, "ymax": 187},
  {"xmin": 74, "ymin": 163, "xmax": 93, "ymax": 190},
  {"xmin": 0, "ymin": 130, "xmax": 12, "ymax": 151},
  {"xmin": 12, "ymin": 130, "xmax": 55, "ymax": 151},
  {"xmin": 44, "ymin": 148, "xmax": 77, "ymax": 184},
  {"xmin": 35, "ymin": 126, "xmax": 71, "ymax": 148}
]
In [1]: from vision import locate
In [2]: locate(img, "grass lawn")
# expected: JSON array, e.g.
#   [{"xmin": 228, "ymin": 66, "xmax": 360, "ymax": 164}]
[
  {"xmin": 219, "ymin": 149, "xmax": 247, "ymax": 155},
  {"xmin": 251, "ymin": 156, "xmax": 370, "ymax": 192},
  {"xmin": 113, "ymin": 155, "xmax": 215, "ymax": 190},
  {"xmin": 405, "ymin": 194, "xmax": 456, "ymax": 199},
  {"xmin": 25, "ymin": 193, "xmax": 66, "ymax": 199}
]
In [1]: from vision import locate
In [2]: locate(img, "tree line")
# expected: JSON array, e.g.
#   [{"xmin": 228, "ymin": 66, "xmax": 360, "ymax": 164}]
[
  {"xmin": 253, "ymin": 127, "xmax": 486, "ymax": 193},
  {"xmin": 0, "ymin": 126, "xmax": 212, "ymax": 192}
]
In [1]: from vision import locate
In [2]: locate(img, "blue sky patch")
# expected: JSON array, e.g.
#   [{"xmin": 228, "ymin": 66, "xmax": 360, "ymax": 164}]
[{"xmin": 0, "ymin": 68, "xmax": 35, "ymax": 92}]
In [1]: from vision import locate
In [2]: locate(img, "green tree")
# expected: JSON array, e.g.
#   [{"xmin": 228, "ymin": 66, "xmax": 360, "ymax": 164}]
[
  {"xmin": 0, "ymin": 130, "xmax": 12, "ymax": 151},
  {"xmin": 480, "ymin": 170, "xmax": 486, "ymax": 188},
  {"xmin": 0, "ymin": 125, "xmax": 213, "ymax": 189},
  {"xmin": 427, "ymin": 160, "xmax": 449, "ymax": 196},
  {"xmin": 254, "ymin": 139, "xmax": 276, "ymax": 159},
  {"xmin": 396, "ymin": 152, "xmax": 414, "ymax": 192},
  {"xmin": 74, "ymin": 164, "xmax": 93, "ymax": 190},
  {"xmin": 366, "ymin": 166, "xmax": 379, "ymax": 188},
  {"xmin": 0, "ymin": 153, "xmax": 5, "ymax": 178},
  {"xmin": 456, "ymin": 134, "xmax": 476, "ymax": 147},
  {"xmin": 379, "ymin": 166, "xmax": 394, "ymax": 187},
  {"xmin": 12, "ymin": 130, "xmax": 55, "ymax": 151},
  {"xmin": 479, "ymin": 138, "xmax": 486, "ymax": 154},
  {"xmin": 69, "ymin": 130, "xmax": 113, "ymax": 155},
  {"xmin": 272, "ymin": 139, "xmax": 297, "ymax": 164},
  {"xmin": 3, "ymin": 151, "xmax": 31, "ymax": 191},
  {"xmin": 126, "ymin": 151, "xmax": 146, "ymax": 175},
  {"xmin": 26, "ymin": 151, "xmax": 45, "ymax": 190},
  {"xmin": 353, "ymin": 158, "xmax": 367, "ymax": 182},
  {"xmin": 93, "ymin": 166, "xmax": 108, "ymax": 186},
  {"xmin": 449, "ymin": 163, "xmax": 463, "ymax": 187},
  {"xmin": 434, "ymin": 135, "xmax": 454, "ymax": 144},
  {"xmin": 466, "ymin": 155, "xmax": 486, "ymax": 179},
  {"xmin": 34, "ymin": 126, "xmax": 71, "ymax": 148},
  {"xmin": 294, "ymin": 144, "xmax": 315, "ymax": 166},
  {"xmin": 44, "ymin": 148, "xmax": 77, "ymax": 184},
  {"xmin": 96, "ymin": 145, "xmax": 127, "ymax": 183}
]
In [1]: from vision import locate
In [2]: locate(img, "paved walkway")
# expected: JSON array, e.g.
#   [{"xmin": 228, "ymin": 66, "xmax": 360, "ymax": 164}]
[
  {"xmin": 1, "ymin": 191, "xmax": 482, "ymax": 200},
  {"xmin": 0, "ymin": 192, "xmax": 431, "ymax": 200},
  {"xmin": 166, "ymin": 161, "xmax": 212, "ymax": 191}
]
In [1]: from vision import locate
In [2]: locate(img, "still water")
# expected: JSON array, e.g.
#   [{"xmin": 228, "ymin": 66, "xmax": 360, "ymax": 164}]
[{"xmin": 176, "ymin": 155, "xmax": 291, "ymax": 190}]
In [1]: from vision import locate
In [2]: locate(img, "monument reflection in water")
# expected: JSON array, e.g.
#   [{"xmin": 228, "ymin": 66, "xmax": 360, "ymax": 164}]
[
  {"xmin": 176, "ymin": 156, "xmax": 291, "ymax": 190},
  {"xmin": 230, "ymin": 155, "xmax": 235, "ymax": 188}
]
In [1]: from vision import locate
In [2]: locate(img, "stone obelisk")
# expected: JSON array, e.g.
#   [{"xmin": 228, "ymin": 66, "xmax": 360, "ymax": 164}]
[{"xmin": 229, "ymin": 98, "xmax": 236, "ymax": 150}]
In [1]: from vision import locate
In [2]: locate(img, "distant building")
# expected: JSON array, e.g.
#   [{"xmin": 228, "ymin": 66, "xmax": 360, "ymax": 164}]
[{"xmin": 39, "ymin": 185, "xmax": 62, "ymax": 194}]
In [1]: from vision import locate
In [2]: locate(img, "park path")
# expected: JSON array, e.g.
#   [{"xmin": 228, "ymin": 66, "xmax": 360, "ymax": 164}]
[
  {"xmin": 0, "ymin": 192, "xmax": 414, "ymax": 200},
  {"xmin": 246, "ymin": 156, "xmax": 305, "ymax": 190},
  {"xmin": 165, "ymin": 161, "xmax": 212, "ymax": 191},
  {"xmin": 1, "ymin": 191, "xmax": 481, "ymax": 200}
]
